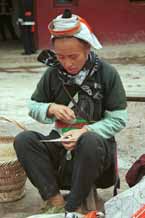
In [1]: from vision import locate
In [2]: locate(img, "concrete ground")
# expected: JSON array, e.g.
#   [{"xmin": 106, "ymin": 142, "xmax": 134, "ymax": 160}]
[{"xmin": 0, "ymin": 40, "xmax": 145, "ymax": 218}]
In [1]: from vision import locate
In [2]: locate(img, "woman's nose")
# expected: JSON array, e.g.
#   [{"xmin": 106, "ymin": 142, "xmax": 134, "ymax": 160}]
[{"xmin": 63, "ymin": 58, "xmax": 73, "ymax": 68}]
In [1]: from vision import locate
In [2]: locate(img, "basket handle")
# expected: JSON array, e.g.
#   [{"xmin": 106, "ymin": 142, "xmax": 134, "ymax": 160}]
[{"xmin": 0, "ymin": 116, "xmax": 27, "ymax": 131}]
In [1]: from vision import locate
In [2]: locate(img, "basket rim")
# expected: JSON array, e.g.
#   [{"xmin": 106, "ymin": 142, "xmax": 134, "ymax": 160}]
[
  {"xmin": 0, "ymin": 159, "xmax": 18, "ymax": 165},
  {"xmin": 0, "ymin": 116, "xmax": 26, "ymax": 141},
  {"xmin": 0, "ymin": 136, "xmax": 14, "ymax": 140},
  {"xmin": 0, "ymin": 137, "xmax": 17, "ymax": 164}
]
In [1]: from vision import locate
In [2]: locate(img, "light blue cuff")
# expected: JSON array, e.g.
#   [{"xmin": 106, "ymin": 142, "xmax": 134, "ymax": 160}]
[
  {"xmin": 28, "ymin": 100, "xmax": 56, "ymax": 124},
  {"xmin": 86, "ymin": 109, "xmax": 128, "ymax": 139}
]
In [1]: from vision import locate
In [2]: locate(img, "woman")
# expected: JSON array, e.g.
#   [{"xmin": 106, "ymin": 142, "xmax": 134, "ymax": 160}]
[{"xmin": 14, "ymin": 9, "xmax": 128, "ymax": 218}]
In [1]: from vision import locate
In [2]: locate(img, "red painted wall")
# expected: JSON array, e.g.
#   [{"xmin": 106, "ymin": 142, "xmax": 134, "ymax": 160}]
[{"xmin": 35, "ymin": 0, "xmax": 145, "ymax": 48}]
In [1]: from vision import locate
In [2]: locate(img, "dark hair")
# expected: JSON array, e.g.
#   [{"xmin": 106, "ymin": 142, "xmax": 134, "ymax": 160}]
[{"xmin": 62, "ymin": 9, "xmax": 72, "ymax": 18}]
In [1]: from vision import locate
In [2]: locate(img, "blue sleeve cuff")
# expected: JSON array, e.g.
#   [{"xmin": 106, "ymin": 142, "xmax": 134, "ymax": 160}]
[
  {"xmin": 28, "ymin": 100, "xmax": 56, "ymax": 124},
  {"xmin": 85, "ymin": 109, "xmax": 128, "ymax": 139}
]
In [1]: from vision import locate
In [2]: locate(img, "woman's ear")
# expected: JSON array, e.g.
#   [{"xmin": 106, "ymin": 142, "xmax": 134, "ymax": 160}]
[{"xmin": 86, "ymin": 44, "xmax": 91, "ymax": 56}]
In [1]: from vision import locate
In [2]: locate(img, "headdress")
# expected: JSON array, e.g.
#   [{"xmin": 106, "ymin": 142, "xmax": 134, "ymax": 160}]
[{"xmin": 48, "ymin": 9, "xmax": 102, "ymax": 52}]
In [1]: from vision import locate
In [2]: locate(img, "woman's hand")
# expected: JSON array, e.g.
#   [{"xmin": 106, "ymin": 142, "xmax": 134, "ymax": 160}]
[
  {"xmin": 48, "ymin": 103, "xmax": 76, "ymax": 123},
  {"xmin": 61, "ymin": 128, "xmax": 88, "ymax": 151}
]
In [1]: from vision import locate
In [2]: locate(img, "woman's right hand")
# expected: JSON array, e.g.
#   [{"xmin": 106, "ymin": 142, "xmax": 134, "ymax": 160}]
[{"xmin": 48, "ymin": 103, "xmax": 76, "ymax": 123}]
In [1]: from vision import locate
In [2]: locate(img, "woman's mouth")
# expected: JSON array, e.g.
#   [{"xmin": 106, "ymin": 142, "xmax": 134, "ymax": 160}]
[{"xmin": 67, "ymin": 67, "xmax": 78, "ymax": 74}]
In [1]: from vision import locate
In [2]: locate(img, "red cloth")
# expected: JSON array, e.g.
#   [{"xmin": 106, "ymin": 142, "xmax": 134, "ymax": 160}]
[
  {"xmin": 126, "ymin": 154, "xmax": 145, "ymax": 187},
  {"xmin": 131, "ymin": 204, "xmax": 145, "ymax": 218},
  {"xmin": 84, "ymin": 211, "xmax": 97, "ymax": 218},
  {"xmin": 84, "ymin": 211, "xmax": 104, "ymax": 218},
  {"xmin": 55, "ymin": 120, "xmax": 88, "ymax": 129}
]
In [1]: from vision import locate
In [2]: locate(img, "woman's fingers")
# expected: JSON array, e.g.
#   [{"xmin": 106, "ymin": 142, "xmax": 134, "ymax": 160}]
[
  {"xmin": 49, "ymin": 103, "xmax": 76, "ymax": 122},
  {"xmin": 62, "ymin": 142, "xmax": 75, "ymax": 150}
]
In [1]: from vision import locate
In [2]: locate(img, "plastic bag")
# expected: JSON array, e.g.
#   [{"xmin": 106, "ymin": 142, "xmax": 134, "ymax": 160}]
[{"xmin": 104, "ymin": 176, "xmax": 145, "ymax": 218}]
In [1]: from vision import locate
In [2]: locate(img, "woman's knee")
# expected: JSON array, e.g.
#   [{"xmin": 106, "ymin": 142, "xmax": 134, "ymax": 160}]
[
  {"xmin": 14, "ymin": 130, "xmax": 34, "ymax": 153},
  {"xmin": 77, "ymin": 132, "xmax": 105, "ymax": 155}
]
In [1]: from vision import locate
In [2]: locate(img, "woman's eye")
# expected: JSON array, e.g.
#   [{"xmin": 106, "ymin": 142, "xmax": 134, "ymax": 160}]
[
  {"xmin": 70, "ymin": 55, "xmax": 77, "ymax": 60},
  {"xmin": 57, "ymin": 55, "xmax": 65, "ymax": 60}
]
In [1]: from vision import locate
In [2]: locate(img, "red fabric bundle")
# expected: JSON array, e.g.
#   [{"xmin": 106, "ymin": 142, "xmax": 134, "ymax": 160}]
[{"xmin": 126, "ymin": 154, "xmax": 145, "ymax": 187}]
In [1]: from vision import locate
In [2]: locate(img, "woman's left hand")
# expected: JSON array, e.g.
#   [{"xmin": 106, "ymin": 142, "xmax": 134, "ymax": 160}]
[{"xmin": 61, "ymin": 128, "xmax": 88, "ymax": 151}]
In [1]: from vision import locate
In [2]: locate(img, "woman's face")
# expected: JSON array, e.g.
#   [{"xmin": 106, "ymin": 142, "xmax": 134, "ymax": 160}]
[{"xmin": 53, "ymin": 37, "xmax": 90, "ymax": 75}]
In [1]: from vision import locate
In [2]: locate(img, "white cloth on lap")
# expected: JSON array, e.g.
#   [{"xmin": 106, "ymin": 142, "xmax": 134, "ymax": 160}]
[
  {"xmin": 26, "ymin": 212, "xmax": 83, "ymax": 218},
  {"xmin": 26, "ymin": 214, "xmax": 64, "ymax": 218}
]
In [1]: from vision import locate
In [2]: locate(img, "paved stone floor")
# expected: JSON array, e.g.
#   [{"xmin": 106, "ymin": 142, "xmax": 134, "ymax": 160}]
[{"xmin": 0, "ymin": 40, "xmax": 145, "ymax": 218}]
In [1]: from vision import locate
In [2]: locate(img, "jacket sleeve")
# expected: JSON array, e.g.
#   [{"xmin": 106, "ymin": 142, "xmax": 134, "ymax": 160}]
[
  {"xmin": 28, "ymin": 68, "xmax": 56, "ymax": 123},
  {"xmin": 86, "ymin": 61, "xmax": 128, "ymax": 139},
  {"xmin": 86, "ymin": 108, "xmax": 128, "ymax": 139},
  {"xmin": 28, "ymin": 99, "xmax": 56, "ymax": 124}
]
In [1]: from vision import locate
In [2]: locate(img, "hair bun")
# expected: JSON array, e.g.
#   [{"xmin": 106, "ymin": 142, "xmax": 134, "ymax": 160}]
[{"xmin": 62, "ymin": 9, "xmax": 72, "ymax": 18}]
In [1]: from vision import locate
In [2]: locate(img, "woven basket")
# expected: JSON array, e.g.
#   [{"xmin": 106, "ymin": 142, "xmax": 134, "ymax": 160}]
[{"xmin": 0, "ymin": 116, "xmax": 27, "ymax": 202}]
